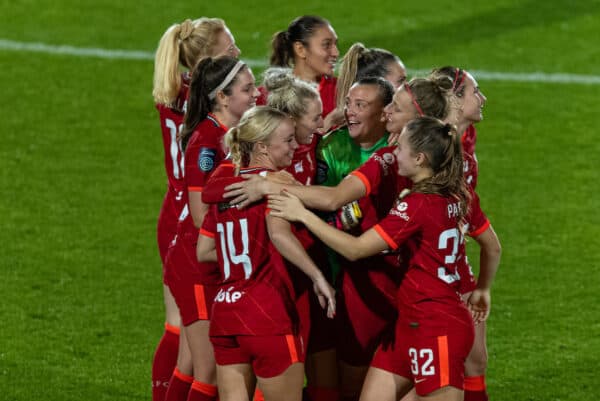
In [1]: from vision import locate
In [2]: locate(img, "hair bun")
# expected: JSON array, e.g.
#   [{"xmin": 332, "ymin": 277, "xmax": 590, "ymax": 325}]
[{"xmin": 179, "ymin": 19, "xmax": 194, "ymax": 41}]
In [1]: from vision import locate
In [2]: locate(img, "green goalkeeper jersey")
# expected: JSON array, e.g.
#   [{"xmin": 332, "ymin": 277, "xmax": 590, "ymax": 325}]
[
  {"xmin": 315, "ymin": 125, "xmax": 389, "ymax": 283},
  {"xmin": 316, "ymin": 126, "xmax": 390, "ymax": 186}
]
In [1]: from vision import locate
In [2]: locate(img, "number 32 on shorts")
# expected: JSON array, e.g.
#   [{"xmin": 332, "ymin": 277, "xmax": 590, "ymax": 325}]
[{"xmin": 409, "ymin": 347, "xmax": 435, "ymax": 376}]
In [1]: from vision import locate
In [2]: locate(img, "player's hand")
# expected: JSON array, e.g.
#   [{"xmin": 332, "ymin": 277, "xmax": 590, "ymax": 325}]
[
  {"xmin": 265, "ymin": 170, "xmax": 298, "ymax": 185},
  {"xmin": 321, "ymin": 108, "xmax": 344, "ymax": 134},
  {"xmin": 223, "ymin": 175, "xmax": 269, "ymax": 209},
  {"xmin": 267, "ymin": 190, "xmax": 306, "ymax": 222},
  {"xmin": 467, "ymin": 288, "xmax": 491, "ymax": 325},
  {"xmin": 387, "ymin": 130, "xmax": 401, "ymax": 146},
  {"xmin": 312, "ymin": 275, "xmax": 336, "ymax": 319}
]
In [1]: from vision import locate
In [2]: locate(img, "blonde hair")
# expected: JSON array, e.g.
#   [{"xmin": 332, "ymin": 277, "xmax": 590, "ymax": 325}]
[
  {"xmin": 263, "ymin": 67, "xmax": 320, "ymax": 119},
  {"xmin": 225, "ymin": 106, "xmax": 290, "ymax": 174},
  {"xmin": 153, "ymin": 17, "xmax": 226, "ymax": 106}
]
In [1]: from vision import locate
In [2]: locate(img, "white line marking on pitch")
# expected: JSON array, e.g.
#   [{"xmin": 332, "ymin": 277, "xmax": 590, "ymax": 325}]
[{"xmin": 2, "ymin": 39, "xmax": 599, "ymax": 85}]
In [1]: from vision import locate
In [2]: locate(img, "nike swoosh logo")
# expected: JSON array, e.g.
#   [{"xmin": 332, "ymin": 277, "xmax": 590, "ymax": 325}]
[{"xmin": 415, "ymin": 378, "xmax": 427, "ymax": 384}]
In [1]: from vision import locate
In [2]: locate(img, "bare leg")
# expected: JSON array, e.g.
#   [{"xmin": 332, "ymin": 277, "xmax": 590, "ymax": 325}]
[
  {"xmin": 465, "ymin": 321, "xmax": 487, "ymax": 377},
  {"xmin": 217, "ymin": 364, "xmax": 255, "ymax": 401},
  {"xmin": 184, "ymin": 320, "xmax": 216, "ymax": 384},
  {"xmin": 258, "ymin": 362, "xmax": 305, "ymax": 401},
  {"xmin": 338, "ymin": 361, "xmax": 368, "ymax": 400},
  {"xmin": 359, "ymin": 367, "xmax": 412, "ymax": 401},
  {"xmin": 164, "ymin": 284, "xmax": 181, "ymax": 327},
  {"xmin": 306, "ymin": 349, "xmax": 339, "ymax": 390},
  {"xmin": 417, "ymin": 386, "xmax": 463, "ymax": 401}
]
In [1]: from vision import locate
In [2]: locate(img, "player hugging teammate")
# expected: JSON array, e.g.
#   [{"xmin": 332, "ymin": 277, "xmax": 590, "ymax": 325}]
[{"xmin": 151, "ymin": 14, "xmax": 501, "ymax": 401}]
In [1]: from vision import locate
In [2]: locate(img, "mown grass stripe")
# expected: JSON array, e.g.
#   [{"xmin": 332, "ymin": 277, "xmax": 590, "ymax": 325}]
[{"xmin": 2, "ymin": 38, "xmax": 600, "ymax": 85}]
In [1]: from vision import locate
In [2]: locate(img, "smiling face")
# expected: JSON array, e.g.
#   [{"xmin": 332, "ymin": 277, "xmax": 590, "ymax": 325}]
[
  {"xmin": 393, "ymin": 128, "xmax": 421, "ymax": 179},
  {"xmin": 266, "ymin": 119, "xmax": 298, "ymax": 168},
  {"xmin": 223, "ymin": 68, "xmax": 260, "ymax": 122},
  {"xmin": 213, "ymin": 27, "xmax": 241, "ymax": 58},
  {"xmin": 383, "ymin": 60, "xmax": 407, "ymax": 89},
  {"xmin": 383, "ymin": 88, "xmax": 419, "ymax": 135},
  {"xmin": 294, "ymin": 97, "xmax": 323, "ymax": 145},
  {"xmin": 294, "ymin": 24, "xmax": 339, "ymax": 79},
  {"xmin": 344, "ymin": 84, "xmax": 387, "ymax": 142},
  {"xmin": 458, "ymin": 72, "xmax": 487, "ymax": 124}
]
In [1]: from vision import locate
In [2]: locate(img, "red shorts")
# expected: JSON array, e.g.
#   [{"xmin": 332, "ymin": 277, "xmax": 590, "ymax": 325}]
[
  {"xmin": 371, "ymin": 304, "xmax": 474, "ymax": 396},
  {"xmin": 157, "ymin": 190, "xmax": 184, "ymax": 268},
  {"xmin": 211, "ymin": 334, "xmax": 305, "ymax": 378},
  {"xmin": 336, "ymin": 265, "xmax": 399, "ymax": 365},
  {"xmin": 165, "ymin": 236, "xmax": 220, "ymax": 326}
]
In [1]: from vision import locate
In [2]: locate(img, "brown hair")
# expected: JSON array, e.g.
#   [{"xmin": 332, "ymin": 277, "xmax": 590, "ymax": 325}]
[
  {"xmin": 270, "ymin": 15, "xmax": 330, "ymax": 67},
  {"xmin": 403, "ymin": 116, "xmax": 470, "ymax": 219},
  {"xmin": 180, "ymin": 56, "xmax": 246, "ymax": 150}
]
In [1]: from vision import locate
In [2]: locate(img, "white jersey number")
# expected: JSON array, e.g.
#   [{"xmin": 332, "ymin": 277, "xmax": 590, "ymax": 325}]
[
  {"xmin": 437, "ymin": 228, "xmax": 462, "ymax": 284},
  {"xmin": 164, "ymin": 118, "xmax": 185, "ymax": 179},
  {"xmin": 216, "ymin": 219, "xmax": 253, "ymax": 280},
  {"xmin": 409, "ymin": 347, "xmax": 435, "ymax": 376}
]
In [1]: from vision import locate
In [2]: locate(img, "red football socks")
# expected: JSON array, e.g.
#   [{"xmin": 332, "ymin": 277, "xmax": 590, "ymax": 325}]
[
  {"xmin": 186, "ymin": 380, "xmax": 218, "ymax": 401},
  {"xmin": 152, "ymin": 323, "xmax": 181, "ymax": 401},
  {"xmin": 165, "ymin": 367, "xmax": 194, "ymax": 401},
  {"xmin": 464, "ymin": 375, "xmax": 489, "ymax": 401}
]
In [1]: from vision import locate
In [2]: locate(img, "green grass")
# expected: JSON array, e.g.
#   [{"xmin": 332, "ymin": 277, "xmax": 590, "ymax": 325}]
[{"xmin": 1, "ymin": 1, "xmax": 599, "ymax": 400}]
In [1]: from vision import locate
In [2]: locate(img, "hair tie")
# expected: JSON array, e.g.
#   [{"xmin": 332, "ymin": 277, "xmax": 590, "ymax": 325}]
[
  {"xmin": 403, "ymin": 83, "xmax": 424, "ymax": 116},
  {"xmin": 451, "ymin": 68, "xmax": 466, "ymax": 93},
  {"xmin": 179, "ymin": 19, "xmax": 194, "ymax": 41},
  {"xmin": 445, "ymin": 124, "xmax": 453, "ymax": 136},
  {"xmin": 208, "ymin": 61, "xmax": 246, "ymax": 100}
]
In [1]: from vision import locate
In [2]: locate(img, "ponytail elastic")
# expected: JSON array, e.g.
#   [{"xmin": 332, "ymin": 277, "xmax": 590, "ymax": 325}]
[
  {"xmin": 404, "ymin": 83, "xmax": 424, "ymax": 116},
  {"xmin": 452, "ymin": 68, "xmax": 466, "ymax": 93},
  {"xmin": 179, "ymin": 19, "xmax": 194, "ymax": 41}
]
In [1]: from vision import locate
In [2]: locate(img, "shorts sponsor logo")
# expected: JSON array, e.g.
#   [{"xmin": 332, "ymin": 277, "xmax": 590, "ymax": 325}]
[
  {"xmin": 215, "ymin": 286, "xmax": 244, "ymax": 303},
  {"xmin": 198, "ymin": 148, "xmax": 216, "ymax": 172}
]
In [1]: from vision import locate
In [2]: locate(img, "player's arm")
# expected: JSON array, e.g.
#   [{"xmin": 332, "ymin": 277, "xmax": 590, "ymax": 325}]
[
  {"xmin": 266, "ymin": 214, "xmax": 336, "ymax": 318},
  {"xmin": 196, "ymin": 229, "xmax": 217, "ymax": 263},
  {"xmin": 268, "ymin": 191, "xmax": 388, "ymax": 261},
  {"xmin": 225, "ymin": 173, "xmax": 366, "ymax": 212},
  {"xmin": 188, "ymin": 191, "xmax": 209, "ymax": 229},
  {"xmin": 467, "ymin": 224, "xmax": 501, "ymax": 323}
]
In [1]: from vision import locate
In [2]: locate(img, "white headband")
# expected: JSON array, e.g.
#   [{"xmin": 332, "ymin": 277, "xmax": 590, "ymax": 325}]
[{"xmin": 208, "ymin": 61, "xmax": 246, "ymax": 100}]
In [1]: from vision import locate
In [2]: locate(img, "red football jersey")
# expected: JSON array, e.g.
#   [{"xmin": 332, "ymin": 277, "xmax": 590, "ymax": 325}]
[
  {"xmin": 457, "ymin": 189, "xmax": 491, "ymax": 294},
  {"xmin": 200, "ymin": 167, "xmax": 297, "ymax": 336},
  {"xmin": 461, "ymin": 124, "xmax": 477, "ymax": 158},
  {"xmin": 374, "ymin": 192, "xmax": 468, "ymax": 315},
  {"xmin": 318, "ymin": 75, "xmax": 337, "ymax": 118},
  {"xmin": 176, "ymin": 114, "xmax": 229, "ymax": 236},
  {"xmin": 155, "ymin": 73, "xmax": 189, "ymax": 262},
  {"xmin": 167, "ymin": 115, "xmax": 228, "ymax": 285}
]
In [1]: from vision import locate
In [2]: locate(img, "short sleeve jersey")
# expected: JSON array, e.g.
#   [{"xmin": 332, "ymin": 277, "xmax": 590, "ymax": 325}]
[
  {"xmin": 176, "ymin": 114, "xmax": 228, "ymax": 236},
  {"xmin": 374, "ymin": 193, "xmax": 468, "ymax": 316},
  {"xmin": 200, "ymin": 167, "xmax": 297, "ymax": 337},
  {"xmin": 155, "ymin": 72, "xmax": 189, "ymax": 194}
]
